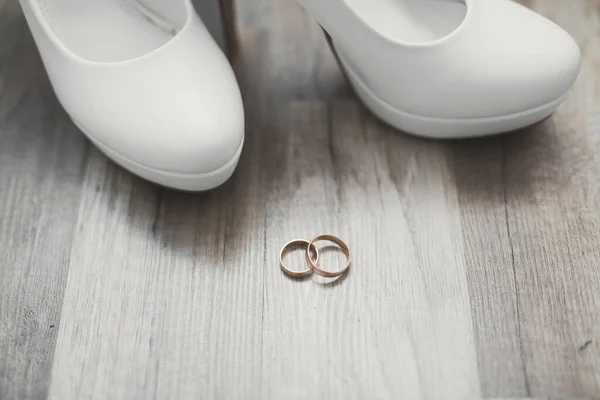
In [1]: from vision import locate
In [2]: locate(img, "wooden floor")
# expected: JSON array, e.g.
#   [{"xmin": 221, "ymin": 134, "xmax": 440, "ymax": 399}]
[{"xmin": 1, "ymin": 0, "xmax": 600, "ymax": 399}]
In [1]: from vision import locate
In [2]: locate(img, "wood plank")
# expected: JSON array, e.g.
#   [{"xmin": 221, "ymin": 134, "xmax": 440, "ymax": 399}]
[
  {"xmin": 47, "ymin": 152, "xmax": 265, "ymax": 398},
  {"xmin": 487, "ymin": 398, "xmax": 549, "ymax": 400},
  {"xmin": 260, "ymin": 99, "xmax": 480, "ymax": 399},
  {"xmin": 453, "ymin": 137, "xmax": 529, "ymax": 398},
  {"xmin": 453, "ymin": 1, "xmax": 600, "ymax": 398},
  {"xmin": 360, "ymin": 105, "xmax": 481, "ymax": 399},
  {"xmin": 504, "ymin": 1, "xmax": 600, "ymax": 397},
  {"xmin": 260, "ymin": 101, "xmax": 344, "ymax": 399},
  {"xmin": 0, "ymin": 4, "xmax": 88, "ymax": 400}
]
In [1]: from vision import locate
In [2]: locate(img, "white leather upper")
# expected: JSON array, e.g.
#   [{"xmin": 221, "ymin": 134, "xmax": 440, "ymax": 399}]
[
  {"xmin": 20, "ymin": 0, "xmax": 244, "ymax": 175},
  {"xmin": 298, "ymin": 0, "xmax": 581, "ymax": 120}
]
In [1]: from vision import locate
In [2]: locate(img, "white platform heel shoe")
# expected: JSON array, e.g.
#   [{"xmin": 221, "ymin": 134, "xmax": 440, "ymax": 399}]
[
  {"xmin": 20, "ymin": 0, "xmax": 244, "ymax": 190},
  {"xmin": 298, "ymin": 0, "xmax": 581, "ymax": 138}
]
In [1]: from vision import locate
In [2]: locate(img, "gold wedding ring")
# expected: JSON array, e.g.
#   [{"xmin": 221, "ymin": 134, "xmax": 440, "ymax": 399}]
[
  {"xmin": 279, "ymin": 239, "xmax": 319, "ymax": 278},
  {"xmin": 306, "ymin": 234, "xmax": 351, "ymax": 278},
  {"xmin": 279, "ymin": 235, "xmax": 351, "ymax": 279}
]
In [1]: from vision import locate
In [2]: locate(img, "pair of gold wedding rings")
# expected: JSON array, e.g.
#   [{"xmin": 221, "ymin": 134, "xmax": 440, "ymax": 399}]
[{"xmin": 279, "ymin": 234, "xmax": 351, "ymax": 278}]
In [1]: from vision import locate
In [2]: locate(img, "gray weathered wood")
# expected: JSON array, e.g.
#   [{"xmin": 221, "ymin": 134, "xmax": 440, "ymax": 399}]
[
  {"xmin": 503, "ymin": 1, "xmax": 600, "ymax": 397},
  {"xmin": 1, "ymin": 0, "xmax": 599, "ymax": 399},
  {"xmin": 0, "ymin": 2, "xmax": 88, "ymax": 399},
  {"xmin": 453, "ymin": 137, "xmax": 530, "ymax": 398}
]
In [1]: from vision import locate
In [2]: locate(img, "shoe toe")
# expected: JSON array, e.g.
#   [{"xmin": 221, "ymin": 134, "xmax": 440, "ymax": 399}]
[
  {"xmin": 511, "ymin": 13, "xmax": 580, "ymax": 110},
  {"xmin": 479, "ymin": 1, "xmax": 581, "ymax": 116},
  {"xmin": 81, "ymin": 57, "xmax": 245, "ymax": 176},
  {"xmin": 428, "ymin": 0, "xmax": 581, "ymax": 120},
  {"xmin": 145, "ymin": 79, "xmax": 245, "ymax": 175}
]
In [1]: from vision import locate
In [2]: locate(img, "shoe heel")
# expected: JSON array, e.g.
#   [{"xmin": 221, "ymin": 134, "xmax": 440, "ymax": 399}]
[
  {"xmin": 321, "ymin": 28, "xmax": 351, "ymax": 86},
  {"xmin": 219, "ymin": 0, "xmax": 237, "ymax": 58}
]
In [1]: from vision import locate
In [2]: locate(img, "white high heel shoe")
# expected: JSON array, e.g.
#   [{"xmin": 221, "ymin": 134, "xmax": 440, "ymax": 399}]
[
  {"xmin": 20, "ymin": 0, "xmax": 244, "ymax": 191},
  {"xmin": 298, "ymin": 0, "xmax": 581, "ymax": 138}
]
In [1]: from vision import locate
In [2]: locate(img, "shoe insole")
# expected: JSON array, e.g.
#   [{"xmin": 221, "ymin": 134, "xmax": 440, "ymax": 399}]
[
  {"xmin": 344, "ymin": 0, "xmax": 467, "ymax": 44},
  {"xmin": 42, "ymin": 0, "xmax": 180, "ymax": 62}
]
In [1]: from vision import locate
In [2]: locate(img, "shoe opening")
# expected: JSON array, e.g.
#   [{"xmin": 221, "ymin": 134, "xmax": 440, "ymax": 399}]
[
  {"xmin": 33, "ymin": 0, "xmax": 190, "ymax": 62},
  {"xmin": 344, "ymin": 0, "xmax": 467, "ymax": 45}
]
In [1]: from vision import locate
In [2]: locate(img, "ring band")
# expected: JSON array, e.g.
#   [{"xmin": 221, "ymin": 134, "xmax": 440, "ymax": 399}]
[
  {"xmin": 280, "ymin": 239, "xmax": 319, "ymax": 278},
  {"xmin": 306, "ymin": 234, "xmax": 351, "ymax": 278}
]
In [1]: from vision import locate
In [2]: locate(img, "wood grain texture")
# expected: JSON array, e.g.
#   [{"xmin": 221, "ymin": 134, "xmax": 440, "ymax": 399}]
[
  {"xmin": 453, "ymin": 136, "xmax": 529, "ymax": 397},
  {"xmin": 1, "ymin": 0, "xmax": 599, "ymax": 399},
  {"xmin": 259, "ymin": 99, "xmax": 480, "ymax": 399},
  {"xmin": 0, "ymin": 2, "xmax": 89, "ymax": 399},
  {"xmin": 502, "ymin": 1, "xmax": 600, "ymax": 397}
]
